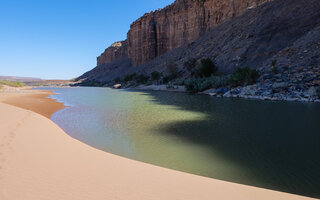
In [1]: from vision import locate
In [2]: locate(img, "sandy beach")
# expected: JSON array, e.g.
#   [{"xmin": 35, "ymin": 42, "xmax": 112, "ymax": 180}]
[
  {"xmin": 0, "ymin": 86, "xmax": 65, "ymax": 118},
  {"xmin": 0, "ymin": 89, "xmax": 316, "ymax": 200}
]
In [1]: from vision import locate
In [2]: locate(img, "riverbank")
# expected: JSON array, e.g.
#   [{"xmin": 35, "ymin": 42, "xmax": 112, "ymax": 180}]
[
  {"xmin": 0, "ymin": 86, "xmax": 65, "ymax": 118},
  {"xmin": 0, "ymin": 102, "xmax": 316, "ymax": 200},
  {"xmin": 0, "ymin": 86, "xmax": 318, "ymax": 199},
  {"xmin": 126, "ymin": 83, "xmax": 320, "ymax": 103}
]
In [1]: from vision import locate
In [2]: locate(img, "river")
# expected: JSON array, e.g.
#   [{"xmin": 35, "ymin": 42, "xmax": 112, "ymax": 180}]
[{"xmin": 41, "ymin": 87, "xmax": 320, "ymax": 198}]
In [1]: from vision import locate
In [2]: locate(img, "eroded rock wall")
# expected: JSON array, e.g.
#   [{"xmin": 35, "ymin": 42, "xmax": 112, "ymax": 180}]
[
  {"xmin": 97, "ymin": 40, "xmax": 128, "ymax": 66},
  {"xmin": 97, "ymin": 0, "xmax": 269, "ymax": 66},
  {"xmin": 127, "ymin": 0, "xmax": 269, "ymax": 66}
]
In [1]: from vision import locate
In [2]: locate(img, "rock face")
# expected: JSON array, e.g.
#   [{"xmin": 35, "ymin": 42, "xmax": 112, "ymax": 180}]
[
  {"xmin": 79, "ymin": 0, "xmax": 320, "ymax": 103},
  {"xmin": 97, "ymin": 40, "xmax": 128, "ymax": 66},
  {"xmin": 98, "ymin": 0, "xmax": 269, "ymax": 67},
  {"xmin": 127, "ymin": 0, "xmax": 269, "ymax": 66},
  {"xmin": 138, "ymin": 0, "xmax": 320, "ymax": 74}
]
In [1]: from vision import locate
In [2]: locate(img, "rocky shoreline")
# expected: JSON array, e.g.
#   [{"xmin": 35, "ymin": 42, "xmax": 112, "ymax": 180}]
[
  {"xmin": 123, "ymin": 82, "xmax": 319, "ymax": 103},
  {"xmin": 125, "ymin": 65, "xmax": 319, "ymax": 103},
  {"xmin": 202, "ymin": 65, "xmax": 320, "ymax": 103},
  {"xmin": 203, "ymin": 85, "xmax": 320, "ymax": 103}
]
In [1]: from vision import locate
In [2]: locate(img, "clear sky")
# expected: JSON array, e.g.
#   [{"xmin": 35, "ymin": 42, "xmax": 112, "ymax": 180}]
[{"xmin": 0, "ymin": 0, "xmax": 174, "ymax": 79}]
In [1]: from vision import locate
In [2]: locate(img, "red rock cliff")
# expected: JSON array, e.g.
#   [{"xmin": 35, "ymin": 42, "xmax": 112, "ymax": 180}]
[
  {"xmin": 127, "ymin": 0, "xmax": 269, "ymax": 66},
  {"xmin": 98, "ymin": 0, "xmax": 269, "ymax": 66},
  {"xmin": 97, "ymin": 40, "xmax": 128, "ymax": 66}
]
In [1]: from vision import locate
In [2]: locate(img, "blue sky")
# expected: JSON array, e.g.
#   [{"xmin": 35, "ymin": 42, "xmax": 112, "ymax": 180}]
[{"xmin": 0, "ymin": 0, "xmax": 174, "ymax": 79}]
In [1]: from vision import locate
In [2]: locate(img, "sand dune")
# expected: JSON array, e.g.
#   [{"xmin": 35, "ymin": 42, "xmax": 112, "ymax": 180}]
[{"xmin": 0, "ymin": 101, "xmax": 315, "ymax": 200}]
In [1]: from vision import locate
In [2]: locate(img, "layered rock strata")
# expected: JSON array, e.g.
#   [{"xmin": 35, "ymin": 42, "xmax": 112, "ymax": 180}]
[
  {"xmin": 98, "ymin": 0, "xmax": 269, "ymax": 66},
  {"xmin": 97, "ymin": 40, "xmax": 128, "ymax": 66}
]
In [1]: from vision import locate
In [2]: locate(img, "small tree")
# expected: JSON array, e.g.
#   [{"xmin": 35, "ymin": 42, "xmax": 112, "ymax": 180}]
[
  {"xmin": 230, "ymin": 67, "xmax": 260, "ymax": 86},
  {"xmin": 123, "ymin": 73, "xmax": 137, "ymax": 82},
  {"xmin": 162, "ymin": 76, "xmax": 171, "ymax": 84},
  {"xmin": 136, "ymin": 74, "xmax": 149, "ymax": 84},
  {"xmin": 198, "ymin": 58, "xmax": 218, "ymax": 77},
  {"xmin": 151, "ymin": 71, "xmax": 162, "ymax": 82},
  {"xmin": 184, "ymin": 78, "xmax": 212, "ymax": 93}
]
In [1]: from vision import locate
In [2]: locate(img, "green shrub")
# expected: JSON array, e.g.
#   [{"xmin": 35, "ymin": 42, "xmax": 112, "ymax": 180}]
[
  {"xmin": 184, "ymin": 78, "xmax": 211, "ymax": 93},
  {"xmin": 0, "ymin": 80, "xmax": 25, "ymax": 87},
  {"xmin": 136, "ymin": 74, "xmax": 149, "ymax": 84},
  {"xmin": 172, "ymin": 78, "xmax": 185, "ymax": 86},
  {"xmin": 210, "ymin": 76, "xmax": 230, "ymax": 88},
  {"xmin": 184, "ymin": 78, "xmax": 198, "ymax": 92},
  {"xmin": 230, "ymin": 67, "xmax": 260, "ymax": 86},
  {"xmin": 146, "ymin": 80, "xmax": 153, "ymax": 86},
  {"xmin": 81, "ymin": 80, "xmax": 104, "ymax": 87},
  {"xmin": 198, "ymin": 58, "xmax": 218, "ymax": 77},
  {"xmin": 123, "ymin": 73, "xmax": 137, "ymax": 82},
  {"xmin": 151, "ymin": 71, "xmax": 162, "ymax": 81},
  {"xmin": 183, "ymin": 75, "xmax": 230, "ymax": 93},
  {"xmin": 162, "ymin": 75, "xmax": 175, "ymax": 84}
]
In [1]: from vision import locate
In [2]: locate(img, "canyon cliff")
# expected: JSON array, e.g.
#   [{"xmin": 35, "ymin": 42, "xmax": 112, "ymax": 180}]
[
  {"xmin": 78, "ymin": 0, "xmax": 320, "ymax": 103},
  {"xmin": 97, "ymin": 40, "xmax": 128, "ymax": 66},
  {"xmin": 127, "ymin": 0, "xmax": 270, "ymax": 66},
  {"xmin": 98, "ymin": 0, "xmax": 269, "ymax": 67}
]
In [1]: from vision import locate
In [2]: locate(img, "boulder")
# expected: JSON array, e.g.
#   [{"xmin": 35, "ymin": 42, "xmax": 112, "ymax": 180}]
[
  {"xmin": 113, "ymin": 84, "xmax": 122, "ymax": 89},
  {"xmin": 214, "ymin": 87, "xmax": 228, "ymax": 94},
  {"xmin": 272, "ymin": 82, "xmax": 288, "ymax": 89},
  {"xmin": 307, "ymin": 86, "xmax": 317, "ymax": 97}
]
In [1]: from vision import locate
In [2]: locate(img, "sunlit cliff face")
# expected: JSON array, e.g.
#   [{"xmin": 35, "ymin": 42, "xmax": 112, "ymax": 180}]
[{"xmin": 96, "ymin": 0, "xmax": 269, "ymax": 67}]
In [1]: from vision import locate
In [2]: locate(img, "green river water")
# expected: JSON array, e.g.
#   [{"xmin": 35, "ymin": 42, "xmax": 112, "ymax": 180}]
[{"xmin": 42, "ymin": 87, "xmax": 320, "ymax": 198}]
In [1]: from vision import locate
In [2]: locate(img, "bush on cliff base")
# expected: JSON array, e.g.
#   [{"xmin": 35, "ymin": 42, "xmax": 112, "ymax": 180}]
[
  {"xmin": 184, "ymin": 76, "xmax": 230, "ymax": 93},
  {"xmin": 136, "ymin": 74, "xmax": 149, "ymax": 84},
  {"xmin": 123, "ymin": 73, "xmax": 137, "ymax": 82},
  {"xmin": 151, "ymin": 71, "xmax": 162, "ymax": 81},
  {"xmin": 198, "ymin": 58, "xmax": 218, "ymax": 77},
  {"xmin": 230, "ymin": 67, "xmax": 260, "ymax": 86},
  {"xmin": 184, "ymin": 78, "xmax": 212, "ymax": 92}
]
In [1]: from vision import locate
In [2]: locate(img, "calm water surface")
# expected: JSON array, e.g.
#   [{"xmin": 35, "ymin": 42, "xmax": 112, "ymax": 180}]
[{"xmin": 42, "ymin": 87, "xmax": 320, "ymax": 198}]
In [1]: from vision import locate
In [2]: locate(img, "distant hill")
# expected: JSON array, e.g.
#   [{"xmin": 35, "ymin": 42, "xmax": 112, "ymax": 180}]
[{"xmin": 0, "ymin": 76, "xmax": 43, "ymax": 82}]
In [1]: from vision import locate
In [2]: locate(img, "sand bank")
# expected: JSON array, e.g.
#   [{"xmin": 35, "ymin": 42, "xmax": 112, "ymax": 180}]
[
  {"xmin": 0, "ymin": 102, "xmax": 315, "ymax": 200},
  {"xmin": 0, "ymin": 86, "xmax": 64, "ymax": 118}
]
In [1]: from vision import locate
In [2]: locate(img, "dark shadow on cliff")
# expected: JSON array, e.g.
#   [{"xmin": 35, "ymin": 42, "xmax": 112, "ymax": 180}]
[{"xmin": 126, "ymin": 89, "xmax": 320, "ymax": 198}]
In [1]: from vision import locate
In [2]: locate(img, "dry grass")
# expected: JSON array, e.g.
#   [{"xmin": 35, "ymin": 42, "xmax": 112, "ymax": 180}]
[{"xmin": 0, "ymin": 80, "xmax": 25, "ymax": 88}]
